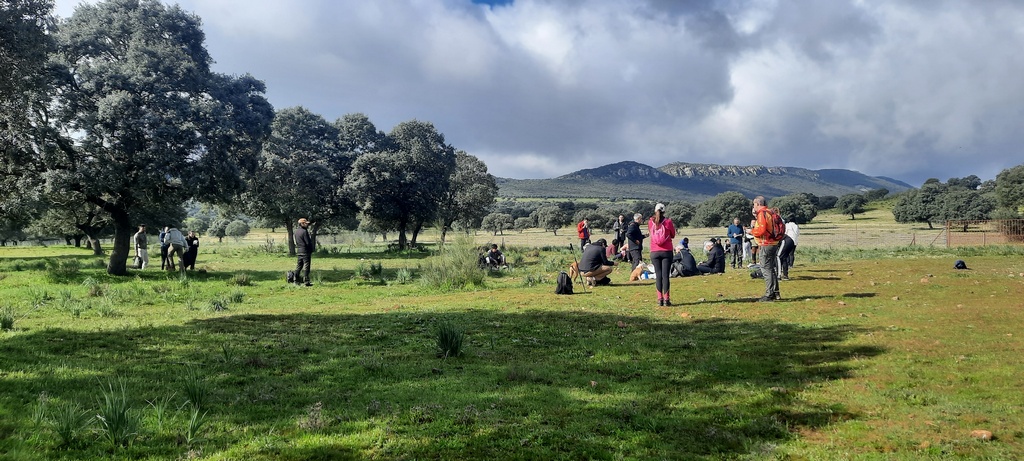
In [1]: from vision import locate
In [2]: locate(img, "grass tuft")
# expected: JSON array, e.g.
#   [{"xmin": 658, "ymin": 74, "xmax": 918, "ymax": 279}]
[
  {"xmin": 0, "ymin": 307, "xmax": 15, "ymax": 330},
  {"xmin": 180, "ymin": 365, "xmax": 209, "ymax": 411},
  {"xmin": 229, "ymin": 272, "xmax": 252, "ymax": 286},
  {"xmin": 48, "ymin": 401, "xmax": 93, "ymax": 447},
  {"xmin": 96, "ymin": 378, "xmax": 140, "ymax": 449},
  {"xmin": 435, "ymin": 321, "xmax": 465, "ymax": 358}
]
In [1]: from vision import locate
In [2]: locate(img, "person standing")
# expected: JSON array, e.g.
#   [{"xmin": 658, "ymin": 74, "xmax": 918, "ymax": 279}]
[
  {"xmin": 780, "ymin": 218, "xmax": 800, "ymax": 279},
  {"xmin": 184, "ymin": 230, "xmax": 199, "ymax": 270},
  {"xmin": 612, "ymin": 215, "xmax": 627, "ymax": 246},
  {"xmin": 648, "ymin": 203, "xmax": 676, "ymax": 306},
  {"xmin": 576, "ymin": 217, "xmax": 591, "ymax": 249},
  {"xmin": 726, "ymin": 218, "xmax": 744, "ymax": 270},
  {"xmin": 133, "ymin": 224, "xmax": 149, "ymax": 269},
  {"xmin": 159, "ymin": 226, "xmax": 170, "ymax": 270},
  {"xmin": 751, "ymin": 196, "xmax": 783, "ymax": 302},
  {"xmin": 625, "ymin": 213, "xmax": 645, "ymax": 270},
  {"xmin": 293, "ymin": 218, "xmax": 314, "ymax": 286},
  {"xmin": 164, "ymin": 226, "xmax": 187, "ymax": 273}
]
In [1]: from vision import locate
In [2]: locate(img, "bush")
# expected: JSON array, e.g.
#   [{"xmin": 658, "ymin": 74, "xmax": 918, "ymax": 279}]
[
  {"xmin": 229, "ymin": 272, "xmax": 252, "ymax": 286},
  {"xmin": 225, "ymin": 220, "xmax": 251, "ymax": 241},
  {"xmin": 45, "ymin": 258, "xmax": 81, "ymax": 283},
  {"xmin": 420, "ymin": 237, "xmax": 486, "ymax": 290}
]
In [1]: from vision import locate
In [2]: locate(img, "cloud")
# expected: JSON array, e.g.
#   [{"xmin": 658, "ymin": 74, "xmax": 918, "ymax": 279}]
[{"xmin": 51, "ymin": 0, "xmax": 1024, "ymax": 184}]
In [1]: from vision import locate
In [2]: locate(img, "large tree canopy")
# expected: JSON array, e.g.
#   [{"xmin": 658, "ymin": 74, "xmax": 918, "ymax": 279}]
[
  {"xmin": 769, "ymin": 194, "xmax": 817, "ymax": 224},
  {"xmin": 995, "ymin": 164, "xmax": 1024, "ymax": 211},
  {"xmin": 242, "ymin": 106, "xmax": 353, "ymax": 255},
  {"xmin": 347, "ymin": 120, "xmax": 456, "ymax": 250},
  {"xmin": 436, "ymin": 150, "xmax": 498, "ymax": 243},
  {"xmin": 4, "ymin": 0, "xmax": 273, "ymax": 274},
  {"xmin": 691, "ymin": 192, "xmax": 751, "ymax": 228}
]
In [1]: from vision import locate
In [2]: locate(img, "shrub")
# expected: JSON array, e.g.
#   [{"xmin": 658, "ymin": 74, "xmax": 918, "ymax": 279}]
[
  {"xmin": 435, "ymin": 321, "xmax": 465, "ymax": 358},
  {"xmin": 45, "ymin": 258, "xmax": 81, "ymax": 283},
  {"xmin": 229, "ymin": 290, "xmax": 245, "ymax": 303},
  {"xmin": 394, "ymin": 267, "xmax": 413, "ymax": 284},
  {"xmin": 354, "ymin": 261, "xmax": 384, "ymax": 280},
  {"xmin": 208, "ymin": 298, "xmax": 228, "ymax": 312},
  {"xmin": 420, "ymin": 237, "xmax": 485, "ymax": 290},
  {"xmin": 229, "ymin": 272, "xmax": 252, "ymax": 286}
]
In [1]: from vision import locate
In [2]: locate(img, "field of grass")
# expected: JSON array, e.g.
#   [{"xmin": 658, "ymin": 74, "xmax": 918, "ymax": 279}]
[{"xmin": 1, "ymin": 222, "xmax": 1023, "ymax": 459}]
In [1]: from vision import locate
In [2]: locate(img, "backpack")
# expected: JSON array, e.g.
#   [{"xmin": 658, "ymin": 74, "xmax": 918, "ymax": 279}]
[
  {"xmin": 758, "ymin": 208, "xmax": 786, "ymax": 241},
  {"xmin": 555, "ymin": 271, "xmax": 574, "ymax": 295},
  {"xmin": 954, "ymin": 260, "xmax": 968, "ymax": 270},
  {"xmin": 286, "ymin": 271, "xmax": 296, "ymax": 283}
]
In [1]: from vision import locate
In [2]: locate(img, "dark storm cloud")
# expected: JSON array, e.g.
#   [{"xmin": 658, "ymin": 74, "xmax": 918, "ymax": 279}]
[{"xmin": 53, "ymin": 0, "xmax": 1024, "ymax": 184}]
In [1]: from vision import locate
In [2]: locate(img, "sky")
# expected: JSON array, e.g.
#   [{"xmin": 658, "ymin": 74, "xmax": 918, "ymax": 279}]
[{"xmin": 52, "ymin": 0, "xmax": 1024, "ymax": 185}]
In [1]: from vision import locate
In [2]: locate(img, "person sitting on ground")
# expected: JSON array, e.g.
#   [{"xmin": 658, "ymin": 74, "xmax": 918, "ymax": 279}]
[
  {"xmin": 671, "ymin": 243, "xmax": 698, "ymax": 277},
  {"xmin": 606, "ymin": 238, "xmax": 622, "ymax": 260},
  {"xmin": 579, "ymin": 238, "xmax": 615, "ymax": 286},
  {"xmin": 485, "ymin": 244, "xmax": 506, "ymax": 268},
  {"xmin": 696, "ymin": 239, "xmax": 726, "ymax": 274}
]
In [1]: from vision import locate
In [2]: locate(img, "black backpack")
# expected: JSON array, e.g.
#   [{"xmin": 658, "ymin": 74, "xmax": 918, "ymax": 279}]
[
  {"xmin": 555, "ymin": 271, "xmax": 574, "ymax": 295},
  {"xmin": 954, "ymin": 260, "xmax": 968, "ymax": 270}
]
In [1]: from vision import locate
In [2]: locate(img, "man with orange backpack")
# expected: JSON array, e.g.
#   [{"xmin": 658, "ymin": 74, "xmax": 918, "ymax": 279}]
[{"xmin": 751, "ymin": 196, "xmax": 785, "ymax": 302}]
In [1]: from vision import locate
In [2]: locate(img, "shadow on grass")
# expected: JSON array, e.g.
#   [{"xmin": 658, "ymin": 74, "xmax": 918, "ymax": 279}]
[{"xmin": 0, "ymin": 311, "xmax": 884, "ymax": 459}]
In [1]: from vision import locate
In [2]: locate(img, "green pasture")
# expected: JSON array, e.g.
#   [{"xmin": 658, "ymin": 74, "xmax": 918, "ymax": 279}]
[{"xmin": 1, "ymin": 237, "xmax": 1022, "ymax": 460}]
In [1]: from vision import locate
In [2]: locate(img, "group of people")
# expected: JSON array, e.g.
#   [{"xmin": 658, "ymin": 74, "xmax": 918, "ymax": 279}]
[
  {"xmin": 132, "ymin": 224, "xmax": 199, "ymax": 272},
  {"xmin": 573, "ymin": 196, "xmax": 801, "ymax": 305}
]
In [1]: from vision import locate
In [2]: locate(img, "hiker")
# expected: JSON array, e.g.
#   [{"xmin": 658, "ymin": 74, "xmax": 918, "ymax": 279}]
[
  {"xmin": 727, "ymin": 218, "xmax": 744, "ymax": 269},
  {"xmin": 294, "ymin": 218, "xmax": 314, "ymax": 286},
  {"xmin": 133, "ymin": 224, "xmax": 149, "ymax": 269},
  {"xmin": 648, "ymin": 203, "xmax": 676, "ymax": 306},
  {"xmin": 485, "ymin": 244, "xmax": 506, "ymax": 268},
  {"xmin": 577, "ymin": 217, "xmax": 591, "ymax": 249},
  {"xmin": 164, "ymin": 226, "xmax": 187, "ymax": 273},
  {"xmin": 579, "ymin": 238, "xmax": 615, "ymax": 286},
  {"xmin": 183, "ymin": 230, "xmax": 200, "ymax": 270},
  {"xmin": 780, "ymin": 218, "xmax": 800, "ymax": 279},
  {"xmin": 751, "ymin": 196, "xmax": 784, "ymax": 302},
  {"xmin": 671, "ymin": 243, "xmax": 698, "ymax": 277},
  {"xmin": 625, "ymin": 213, "xmax": 646, "ymax": 270},
  {"xmin": 612, "ymin": 214, "xmax": 627, "ymax": 246},
  {"xmin": 696, "ymin": 239, "xmax": 726, "ymax": 275},
  {"xmin": 159, "ymin": 226, "xmax": 170, "ymax": 270}
]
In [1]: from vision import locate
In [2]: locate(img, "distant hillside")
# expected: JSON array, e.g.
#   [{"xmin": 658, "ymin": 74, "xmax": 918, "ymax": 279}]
[{"xmin": 497, "ymin": 161, "xmax": 912, "ymax": 201}]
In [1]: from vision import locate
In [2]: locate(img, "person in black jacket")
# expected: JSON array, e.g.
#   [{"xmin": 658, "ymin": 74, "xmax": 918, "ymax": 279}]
[
  {"xmin": 696, "ymin": 239, "xmax": 726, "ymax": 274},
  {"xmin": 579, "ymin": 238, "xmax": 615, "ymax": 285},
  {"xmin": 183, "ymin": 230, "xmax": 199, "ymax": 270},
  {"xmin": 672, "ymin": 243, "xmax": 698, "ymax": 277},
  {"xmin": 625, "ymin": 213, "xmax": 646, "ymax": 270},
  {"xmin": 293, "ymin": 218, "xmax": 314, "ymax": 286}
]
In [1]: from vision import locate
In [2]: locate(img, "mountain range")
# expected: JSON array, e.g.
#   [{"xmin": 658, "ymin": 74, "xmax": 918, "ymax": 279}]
[{"xmin": 496, "ymin": 161, "xmax": 914, "ymax": 201}]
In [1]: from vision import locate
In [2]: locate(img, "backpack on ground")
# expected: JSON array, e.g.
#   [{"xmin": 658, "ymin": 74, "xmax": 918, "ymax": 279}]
[
  {"xmin": 555, "ymin": 271, "xmax": 574, "ymax": 295},
  {"xmin": 954, "ymin": 260, "xmax": 969, "ymax": 270},
  {"xmin": 286, "ymin": 271, "xmax": 296, "ymax": 283},
  {"xmin": 759, "ymin": 208, "xmax": 786, "ymax": 241}
]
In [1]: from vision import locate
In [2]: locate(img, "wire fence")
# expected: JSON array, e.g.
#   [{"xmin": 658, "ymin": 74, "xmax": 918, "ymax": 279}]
[{"xmin": 946, "ymin": 219, "xmax": 1024, "ymax": 247}]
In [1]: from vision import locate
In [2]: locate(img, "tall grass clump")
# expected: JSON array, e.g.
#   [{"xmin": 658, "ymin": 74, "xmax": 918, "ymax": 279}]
[
  {"xmin": 0, "ymin": 307, "xmax": 15, "ymax": 331},
  {"xmin": 48, "ymin": 401, "xmax": 93, "ymax": 447},
  {"xmin": 180, "ymin": 365, "xmax": 209, "ymax": 411},
  {"xmin": 420, "ymin": 236, "xmax": 485, "ymax": 290},
  {"xmin": 45, "ymin": 258, "xmax": 82, "ymax": 283},
  {"xmin": 354, "ymin": 261, "xmax": 384, "ymax": 280},
  {"xmin": 229, "ymin": 272, "xmax": 252, "ymax": 286},
  {"xmin": 394, "ymin": 267, "xmax": 413, "ymax": 284},
  {"xmin": 435, "ymin": 321, "xmax": 465, "ymax": 358},
  {"xmin": 96, "ymin": 379, "xmax": 141, "ymax": 449}
]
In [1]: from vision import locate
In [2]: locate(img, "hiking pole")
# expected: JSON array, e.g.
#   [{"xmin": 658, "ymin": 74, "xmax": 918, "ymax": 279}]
[{"xmin": 568, "ymin": 243, "xmax": 588, "ymax": 293}]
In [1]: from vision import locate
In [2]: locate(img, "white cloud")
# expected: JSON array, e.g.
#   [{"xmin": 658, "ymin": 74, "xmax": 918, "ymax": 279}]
[{"xmin": 50, "ymin": 0, "xmax": 1024, "ymax": 184}]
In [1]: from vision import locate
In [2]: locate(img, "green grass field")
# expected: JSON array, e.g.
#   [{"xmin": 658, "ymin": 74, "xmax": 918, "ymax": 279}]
[{"xmin": 1, "ymin": 216, "xmax": 1023, "ymax": 460}]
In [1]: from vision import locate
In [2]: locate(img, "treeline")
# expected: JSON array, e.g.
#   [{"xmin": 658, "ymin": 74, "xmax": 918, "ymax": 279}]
[
  {"xmin": 892, "ymin": 170, "xmax": 1024, "ymax": 228},
  {"xmin": 0, "ymin": 0, "xmax": 496, "ymax": 274}
]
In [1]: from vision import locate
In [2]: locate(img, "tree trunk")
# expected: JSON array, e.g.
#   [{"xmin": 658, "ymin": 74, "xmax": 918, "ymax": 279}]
[
  {"xmin": 926, "ymin": 221, "xmax": 934, "ymax": 229},
  {"xmin": 73, "ymin": 235, "xmax": 83, "ymax": 247},
  {"xmin": 411, "ymin": 222, "xmax": 423, "ymax": 247},
  {"xmin": 86, "ymin": 234, "xmax": 104, "ymax": 255},
  {"xmin": 64, "ymin": 236, "xmax": 72, "ymax": 245},
  {"xmin": 106, "ymin": 214, "xmax": 133, "ymax": 276},
  {"xmin": 310, "ymin": 222, "xmax": 319, "ymax": 253},
  {"xmin": 286, "ymin": 220, "xmax": 295, "ymax": 256},
  {"xmin": 398, "ymin": 219, "xmax": 408, "ymax": 250}
]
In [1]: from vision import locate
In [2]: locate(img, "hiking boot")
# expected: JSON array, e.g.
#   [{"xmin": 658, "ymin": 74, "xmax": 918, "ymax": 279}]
[
  {"xmin": 773, "ymin": 292, "xmax": 781, "ymax": 300},
  {"xmin": 596, "ymin": 277, "xmax": 611, "ymax": 286},
  {"xmin": 664, "ymin": 300, "xmax": 672, "ymax": 307},
  {"xmin": 757, "ymin": 296, "xmax": 775, "ymax": 303},
  {"xmin": 658, "ymin": 299, "xmax": 664, "ymax": 306}
]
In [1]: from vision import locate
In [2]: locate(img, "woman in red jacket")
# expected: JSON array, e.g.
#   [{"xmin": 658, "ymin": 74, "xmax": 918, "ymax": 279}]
[{"xmin": 648, "ymin": 203, "xmax": 677, "ymax": 306}]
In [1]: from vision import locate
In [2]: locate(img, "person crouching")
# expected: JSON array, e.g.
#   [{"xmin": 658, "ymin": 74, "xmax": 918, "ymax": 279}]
[{"xmin": 578, "ymin": 238, "xmax": 615, "ymax": 286}]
